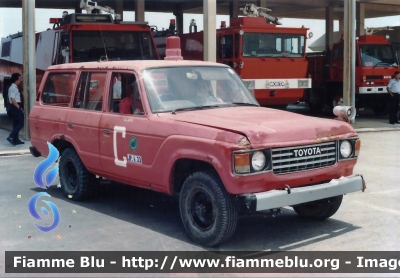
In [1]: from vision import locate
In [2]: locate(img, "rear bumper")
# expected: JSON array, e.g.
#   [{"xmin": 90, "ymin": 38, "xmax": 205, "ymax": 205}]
[{"xmin": 236, "ymin": 175, "xmax": 365, "ymax": 213}]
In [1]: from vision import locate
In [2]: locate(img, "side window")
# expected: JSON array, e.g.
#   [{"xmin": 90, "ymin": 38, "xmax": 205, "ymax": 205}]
[
  {"xmin": 333, "ymin": 47, "xmax": 340, "ymax": 61},
  {"xmin": 109, "ymin": 72, "xmax": 143, "ymax": 115},
  {"xmin": 41, "ymin": 72, "xmax": 76, "ymax": 106},
  {"xmin": 223, "ymin": 35, "xmax": 233, "ymax": 59},
  {"xmin": 73, "ymin": 72, "xmax": 106, "ymax": 111}
]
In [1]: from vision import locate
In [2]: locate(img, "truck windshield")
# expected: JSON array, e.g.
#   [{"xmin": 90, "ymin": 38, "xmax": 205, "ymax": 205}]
[
  {"xmin": 242, "ymin": 33, "xmax": 305, "ymax": 58},
  {"xmin": 360, "ymin": 44, "xmax": 399, "ymax": 67},
  {"xmin": 143, "ymin": 66, "xmax": 259, "ymax": 113},
  {"xmin": 71, "ymin": 31, "xmax": 158, "ymax": 62}
]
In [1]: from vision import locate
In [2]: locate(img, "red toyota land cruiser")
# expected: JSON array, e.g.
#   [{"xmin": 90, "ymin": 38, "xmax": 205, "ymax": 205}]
[{"xmin": 29, "ymin": 59, "xmax": 365, "ymax": 246}]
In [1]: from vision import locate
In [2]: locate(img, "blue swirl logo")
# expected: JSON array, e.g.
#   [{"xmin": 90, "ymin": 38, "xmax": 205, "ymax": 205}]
[
  {"xmin": 28, "ymin": 142, "xmax": 60, "ymax": 232},
  {"xmin": 33, "ymin": 142, "xmax": 59, "ymax": 189}
]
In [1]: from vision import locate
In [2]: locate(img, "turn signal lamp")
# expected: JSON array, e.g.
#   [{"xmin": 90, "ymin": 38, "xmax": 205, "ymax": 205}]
[
  {"xmin": 234, "ymin": 153, "xmax": 250, "ymax": 173},
  {"xmin": 355, "ymin": 139, "xmax": 361, "ymax": 157}
]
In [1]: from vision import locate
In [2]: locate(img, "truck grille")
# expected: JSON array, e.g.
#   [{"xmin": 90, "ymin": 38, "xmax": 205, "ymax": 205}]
[
  {"xmin": 272, "ymin": 142, "xmax": 337, "ymax": 174},
  {"xmin": 366, "ymin": 75, "xmax": 382, "ymax": 80}
]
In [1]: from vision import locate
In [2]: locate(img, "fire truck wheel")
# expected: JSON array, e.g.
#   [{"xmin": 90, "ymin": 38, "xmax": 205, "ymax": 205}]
[
  {"xmin": 59, "ymin": 148, "xmax": 95, "ymax": 201},
  {"xmin": 179, "ymin": 171, "xmax": 238, "ymax": 247},
  {"xmin": 292, "ymin": 195, "xmax": 343, "ymax": 220},
  {"xmin": 371, "ymin": 102, "xmax": 388, "ymax": 116}
]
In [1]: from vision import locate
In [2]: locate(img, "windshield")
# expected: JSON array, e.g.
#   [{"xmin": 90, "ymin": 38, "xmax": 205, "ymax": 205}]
[
  {"xmin": 143, "ymin": 66, "xmax": 259, "ymax": 113},
  {"xmin": 242, "ymin": 33, "xmax": 305, "ymax": 58},
  {"xmin": 71, "ymin": 31, "xmax": 158, "ymax": 62},
  {"xmin": 360, "ymin": 44, "xmax": 399, "ymax": 67}
]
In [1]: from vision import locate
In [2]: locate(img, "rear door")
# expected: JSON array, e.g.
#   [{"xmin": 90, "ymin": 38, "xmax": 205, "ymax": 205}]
[{"xmin": 65, "ymin": 71, "xmax": 108, "ymax": 171}]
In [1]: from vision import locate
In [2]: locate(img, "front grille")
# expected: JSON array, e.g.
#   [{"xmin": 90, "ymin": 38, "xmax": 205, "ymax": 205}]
[
  {"xmin": 366, "ymin": 75, "xmax": 382, "ymax": 80},
  {"xmin": 272, "ymin": 142, "xmax": 337, "ymax": 174}
]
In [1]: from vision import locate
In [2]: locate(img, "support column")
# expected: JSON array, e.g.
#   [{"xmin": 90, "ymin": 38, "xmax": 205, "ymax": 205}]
[
  {"xmin": 338, "ymin": 18, "xmax": 344, "ymax": 34},
  {"xmin": 22, "ymin": 0, "xmax": 36, "ymax": 140},
  {"xmin": 325, "ymin": 4, "xmax": 334, "ymax": 51},
  {"xmin": 135, "ymin": 0, "xmax": 145, "ymax": 22},
  {"xmin": 74, "ymin": 1, "xmax": 81, "ymax": 13},
  {"xmin": 343, "ymin": 0, "xmax": 356, "ymax": 122},
  {"xmin": 204, "ymin": 0, "xmax": 216, "ymax": 62},
  {"xmin": 173, "ymin": 6, "xmax": 184, "ymax": 34},
  {"xmin": 356, "ymin": 2, "xmax": 365, "ymax": 36},
  {"xmin": 229, "ymin": 0, "xmax": 239, "ymax": 19},
  {"xmin": 115, "ymin": 0, "xmax": 123, "ymax": 21}
]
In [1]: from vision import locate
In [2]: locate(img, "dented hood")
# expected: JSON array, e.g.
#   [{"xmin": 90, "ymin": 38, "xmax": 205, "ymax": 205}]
[{"xmin": 158, "ymin": 107, "xmax": 357, "ymax": 147}]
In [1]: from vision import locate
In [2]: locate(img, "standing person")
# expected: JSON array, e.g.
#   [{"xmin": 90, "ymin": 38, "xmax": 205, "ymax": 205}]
[
  {"xmin": 113, "ymin": 74, "xmax": 122, "ymax": 99},
  {"xmin": 387, "ymin": 71, "xmax": 400, "ymax": 124},
  {"xmin": 6, "ymin": 73, "xmax": 24, "ymax": 146}
]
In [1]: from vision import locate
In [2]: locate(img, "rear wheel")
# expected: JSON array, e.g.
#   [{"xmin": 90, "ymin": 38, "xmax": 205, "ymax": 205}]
[
  {"xmin": 292, "ymin": 195, "xmax": 343, "ymax": 220},
  {"xmin": 59, "ymin": 148, "xmax": 95, "ymax": 201},
  {"xmin": 179, "ymin": 171, "xmax": 238, "ymax": 247},
  {"xmin": 306, "ymin": 88, "xmax": 325, "ymax": 112},
  {"xmin": 371, "ymin": 101, "xmax": 388, "ymax": 116}
]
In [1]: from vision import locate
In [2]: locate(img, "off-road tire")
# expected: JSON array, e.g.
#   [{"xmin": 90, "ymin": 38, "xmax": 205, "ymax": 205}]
[
  {"xmin": 179, "ymin": 171, "xmax": 238, "ymax": 247},
  {"xmin": 59, "ymin": 148, "xmax": 95, "ymax": 201},
  {"xmin": 292, "ymin": 195, "xmax": 343, "ymax": 220}
]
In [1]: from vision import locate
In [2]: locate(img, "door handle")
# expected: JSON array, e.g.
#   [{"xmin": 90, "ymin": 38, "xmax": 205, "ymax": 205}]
[
  {"xmin": 103, "ymin": 129, "xmax": 111, "ymax": 134},
  {"xmin": 67, "ymin": 123, "xmax": 74, "ymax": 128}
]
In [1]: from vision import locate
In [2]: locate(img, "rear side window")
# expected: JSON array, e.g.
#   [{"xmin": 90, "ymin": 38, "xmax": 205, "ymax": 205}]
[
  {"xmin": 73, "ymin": 72, "xmax": 107, "ymax": 111},
  {"xmin": 41, "ymin": 72, "xmax": 76, "ymax": 106}
]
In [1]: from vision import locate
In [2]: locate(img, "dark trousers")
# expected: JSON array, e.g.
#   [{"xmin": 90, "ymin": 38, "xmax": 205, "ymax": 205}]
[
  {"xmin": 8, "ymin": 104, "xmax": 24, "ymax": 142},
  {"xmin": 389, "ymin": 93, "xmax": 399, "ymax": 124}
]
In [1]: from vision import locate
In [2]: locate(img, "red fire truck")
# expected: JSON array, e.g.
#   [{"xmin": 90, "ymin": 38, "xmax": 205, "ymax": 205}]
[
  {"xmin": 175, "ymin": 4, "xmax": 312, "ymax": 107},
  {"xmin": 0, "ymin": 0, "xmax": 159, "ymax": 111},
  {"xmin": 305, "ymin": 34, "xmax": 399, "ymax": 114}
]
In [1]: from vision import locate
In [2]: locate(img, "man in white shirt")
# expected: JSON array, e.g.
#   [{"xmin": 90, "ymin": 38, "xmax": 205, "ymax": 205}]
[
  {"xmin": 7, "ymin": 73, "xmax": 24, "ymax": 146},
  {"xmin": 113, "ymin": 74, "xmax": 122, "ymax": 99},
  {"xmin": 387, "ymin": 71, "xmax": 400, "ymax": 124}
]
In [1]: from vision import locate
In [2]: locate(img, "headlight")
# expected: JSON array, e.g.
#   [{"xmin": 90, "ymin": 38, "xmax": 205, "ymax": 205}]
[
  {"xmin": 340, "ymin": 140, "xmax": 352, "ymax": 158},
  {"xmin": 233, "ymin": 149, "xmax": 272, "ymax": 175},
  {"xmin": 251, "ymin": 151, "xmax": 266, "ymax": 171}
]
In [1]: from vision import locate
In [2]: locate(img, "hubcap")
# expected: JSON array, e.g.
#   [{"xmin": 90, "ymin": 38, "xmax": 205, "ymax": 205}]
[{"xmin": 190, "ymin": 190, "xmax": 215, "ymax": 231}]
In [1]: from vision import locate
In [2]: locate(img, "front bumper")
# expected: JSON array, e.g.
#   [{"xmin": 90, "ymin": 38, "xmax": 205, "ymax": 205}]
[{"xmin": 236, "ymin": 175, "xmax": 365, "ymax": 213}]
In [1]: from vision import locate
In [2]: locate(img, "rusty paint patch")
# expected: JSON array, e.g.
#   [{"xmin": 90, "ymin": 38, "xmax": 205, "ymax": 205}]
[
  {"xmin": 236, "ymin": 137, "xmax": 251, "ymax": 148},
  {"xmin": 205, "ymin": 156, "xmax": 213, "ymax": 163}
]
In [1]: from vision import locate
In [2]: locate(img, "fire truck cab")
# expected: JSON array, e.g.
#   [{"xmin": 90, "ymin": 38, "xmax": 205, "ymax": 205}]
[
  {"xmin": 177, "ymin": 4, "xmax": 312, "ymax": 107},
  {"xmin": 0, "ymin": 1, "xmax": 159, "ymax": 111},
  {"xmin": 306, "ymin": 34, "xmax": 399, "ymax": 114}
]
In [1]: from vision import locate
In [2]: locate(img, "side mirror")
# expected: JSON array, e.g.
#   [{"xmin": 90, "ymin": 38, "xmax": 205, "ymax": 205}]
[
  {"xmin": 333, "ymin": 106, "xmax": 356, "ymax": 123},
  {"xmin": 61, "ymin": 33, "xmax": 70, "ymax": 47}
]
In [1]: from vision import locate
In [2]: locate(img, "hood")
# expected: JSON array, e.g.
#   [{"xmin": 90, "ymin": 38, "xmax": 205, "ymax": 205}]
[{"xmin": 158, "ymin": 107, "xmax": 357, "ymax": 147}]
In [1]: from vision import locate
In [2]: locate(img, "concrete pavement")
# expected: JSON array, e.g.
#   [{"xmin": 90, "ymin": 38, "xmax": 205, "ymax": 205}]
[{"xmin": 1, "ymin": 98, "xmax": 400, "ymax": 156}]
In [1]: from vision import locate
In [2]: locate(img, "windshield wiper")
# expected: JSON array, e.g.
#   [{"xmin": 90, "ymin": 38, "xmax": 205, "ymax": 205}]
[
  {"xmin": 373, "ymin": 61, "xmax": 392, "ymax": 69},
  {"xmin": 171, "ymin": 105, "xmax": 220, "ymax": 114},
  {"xmin": 231, "ymin": 102, "xmax": 259, "ymax": 107}
]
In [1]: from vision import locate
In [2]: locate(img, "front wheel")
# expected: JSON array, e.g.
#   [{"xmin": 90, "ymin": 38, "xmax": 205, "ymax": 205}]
[
  {"xmin": 59, "ymin": 148, "xmax": 95, "ymax": 201},
  {"xmin": 292, "ymin": 195, "xmax": 343, "ymax": 220},
  {"xmin": 179, "ymin": 171, "xmax": 238, "ymax": 247}
]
